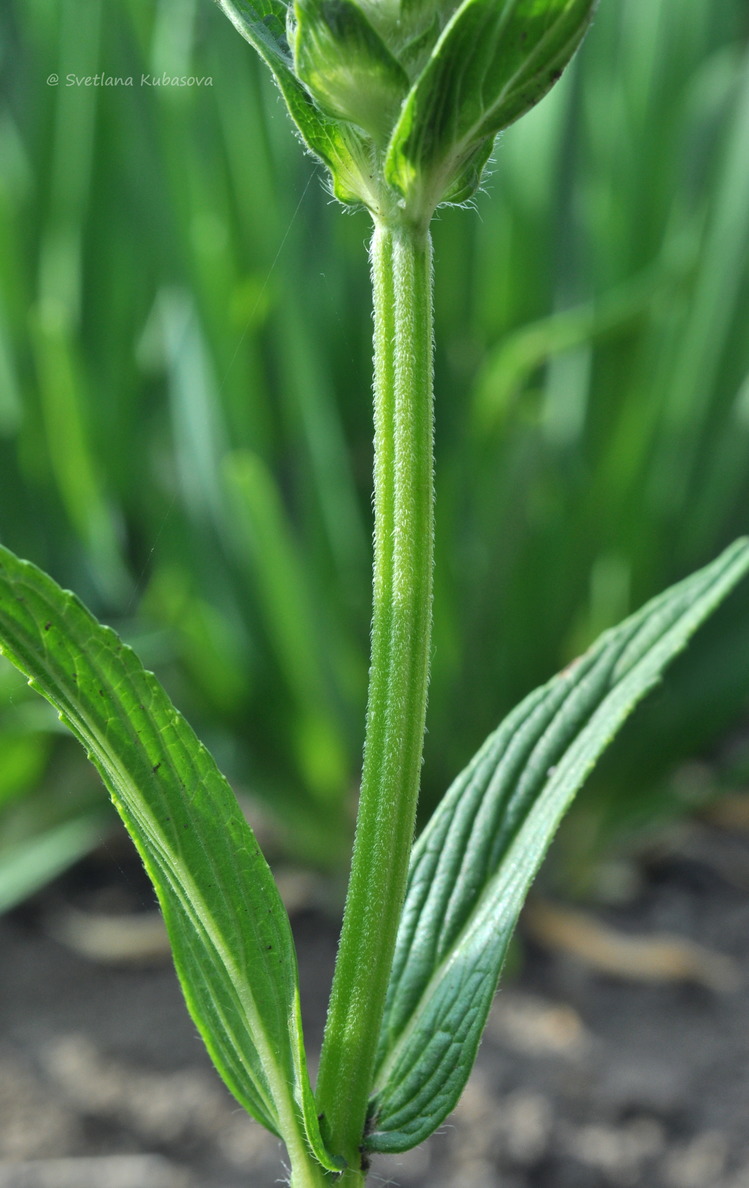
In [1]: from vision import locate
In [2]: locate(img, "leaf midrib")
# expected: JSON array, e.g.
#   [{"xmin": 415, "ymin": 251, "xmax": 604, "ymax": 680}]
[
  {"xmin": 368, "ymin": 574, "xmax": 724, "ymax": 1117},
  {"xmin": 2, "ymin": 575, "xmax": 295, "ymax": 1135}
]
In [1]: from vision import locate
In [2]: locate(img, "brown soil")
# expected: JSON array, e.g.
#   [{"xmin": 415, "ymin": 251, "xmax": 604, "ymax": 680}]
[{"xmin": 2, "ymin": 820, "xmax": 749, "ymax": 1188}]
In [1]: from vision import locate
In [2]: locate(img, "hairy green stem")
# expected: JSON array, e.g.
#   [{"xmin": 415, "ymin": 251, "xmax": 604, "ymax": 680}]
[
  {"xmin": 287, "ymin": 1141, "xmax": 336, "ymax": 1188},
  {"xmin": 315, "ymin": 219, "xmax": 434, "ymax": 1171}
]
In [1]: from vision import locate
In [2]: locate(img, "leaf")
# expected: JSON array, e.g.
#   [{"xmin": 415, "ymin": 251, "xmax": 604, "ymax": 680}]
[
  {"xmin": 367, "ymin": 538, "xmax": 749, "ymax": 1153},
  {"xmin": 215, "ymin": 0, "xmax": 374, "ymax": 205},
  {"xmin": 0, "ymin": 545, "xmax": 340, "ymax": 1173},
  {"xmin": 293, "ymin": 0, "xmax": 410, "ymax": 144},
  {"xmin": 386, "ymin": 0, "xmax": 598, "ymax": 209}
]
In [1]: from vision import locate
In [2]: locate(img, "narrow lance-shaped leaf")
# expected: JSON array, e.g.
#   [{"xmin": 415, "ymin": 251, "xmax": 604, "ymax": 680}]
[
  {"xmin": 0, "ymin": 545, "xmax": 340, "ymax": 1173},
  {"xmin": 367, "ymin": 538, "xmax": 749, "ymax": 1153}
]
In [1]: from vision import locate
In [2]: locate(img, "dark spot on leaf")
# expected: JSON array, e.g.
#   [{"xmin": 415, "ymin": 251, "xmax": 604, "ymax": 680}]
[
  {"xmin": 152, "ymin": 762, "xmax": 161, "ymax": 773},
  {"xmin": 44, "ymin": 622, "xmax": 51, "ymax": 631},
  {"xmin": 266, "ymin": 944, "xmax": 273, "ymax": 951}
]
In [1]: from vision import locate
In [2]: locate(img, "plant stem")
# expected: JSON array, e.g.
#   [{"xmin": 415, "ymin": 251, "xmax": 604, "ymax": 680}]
[
  {"xmin": 315, "ymin": 218, "xmax": 434, "ymax": 1170},
  {"xmin": 287, "ymin": 1142, "xmax": 338, "ymax": 1188}
]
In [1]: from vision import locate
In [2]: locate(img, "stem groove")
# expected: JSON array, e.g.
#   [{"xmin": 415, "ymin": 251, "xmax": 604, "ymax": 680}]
[{"xmin": 315, "ymin": 219, "xmax": 435, "ymax": 1169}]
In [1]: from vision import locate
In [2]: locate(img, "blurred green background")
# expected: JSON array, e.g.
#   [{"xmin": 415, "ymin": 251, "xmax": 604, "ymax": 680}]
[{"xmin": 1, "ymin": 0, "xmax": 749, "ymax": 907}]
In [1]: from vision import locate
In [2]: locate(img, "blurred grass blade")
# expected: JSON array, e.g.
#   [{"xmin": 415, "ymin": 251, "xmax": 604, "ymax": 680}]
[
  {"xmin": 471, "ymin": 265, "xmax": 674, "ymax": 438},
  {"xmin": 277, "ymin": 295, "xmax": 368, "ymax": 602},
  {"xmin": 367, "ymin": 538, "xmax": 749, "ymax": 1153},
  {"xmin": 161, "ymin": 290, "xmax": 228, "ymax": 524},
  {"xmin": 30, "ymin": 306, "xmax": 125, "ymax": 594},
  {"xmin": 0, "ymin": 545, "xmax": 339, "ymax": 1172},
  {"xmin": 0, "ymin": 812, "xmax": 108, "ymax": 914},
  {"xmin": 223, "ymin": 448, "xmax": 349, "ymax": 804},
  {"xmin": 654, "ymin": 48, "xmax": 749, "ymax": 535},
  {"xmin": 0, "ymin": 303, "xmax": 22, "ymax": 435}
]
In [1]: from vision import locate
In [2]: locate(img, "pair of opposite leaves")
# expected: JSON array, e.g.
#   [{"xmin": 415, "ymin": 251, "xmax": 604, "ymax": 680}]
[{"xmin": 0, "ymin": 541, "xmax": 747, "ymax": 1164}]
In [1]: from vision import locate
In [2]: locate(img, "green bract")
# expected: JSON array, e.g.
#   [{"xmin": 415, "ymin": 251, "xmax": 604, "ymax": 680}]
[{"xmin": 217, "ymin": 0, "xmax": 599, "ymax": 224}]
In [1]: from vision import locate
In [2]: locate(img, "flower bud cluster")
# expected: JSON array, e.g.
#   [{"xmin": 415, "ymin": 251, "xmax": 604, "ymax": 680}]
[{"xmin": 219, "ymin": 0, "xmax": 598, "ymax": 226}]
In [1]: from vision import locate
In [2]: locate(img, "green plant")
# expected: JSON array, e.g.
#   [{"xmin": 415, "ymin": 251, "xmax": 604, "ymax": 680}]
[
  {"xmin": 1, "ymin": 2, "xmax": 748, "ymax": 1186},
  {"xmin": 2, "ymin": 0, "xmax": 748, "ymax": 899}
]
